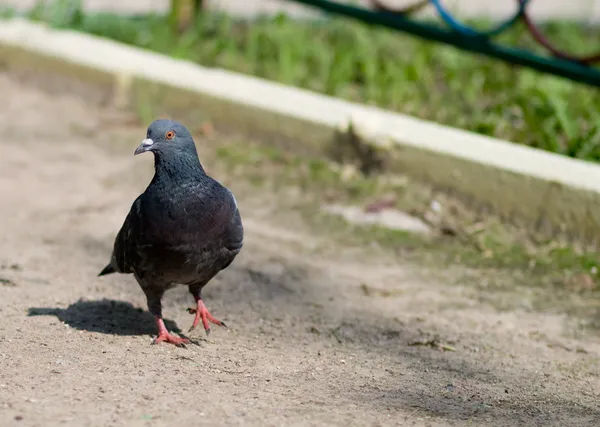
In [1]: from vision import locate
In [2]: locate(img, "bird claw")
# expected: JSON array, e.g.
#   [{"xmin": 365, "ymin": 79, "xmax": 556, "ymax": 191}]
[
  {"xmin": 152, "ymin": 331, "xmax": 189, "ymax": 347},
  {"xmin": 187, "ymin": 301, "xmax": 226, "ymax": 336}
]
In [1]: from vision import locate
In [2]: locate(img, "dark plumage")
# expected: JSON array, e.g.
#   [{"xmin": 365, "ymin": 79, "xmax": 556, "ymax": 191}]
[{"xmin": 99, "ymin": 119, "xmax": 243, "ymax": 346}]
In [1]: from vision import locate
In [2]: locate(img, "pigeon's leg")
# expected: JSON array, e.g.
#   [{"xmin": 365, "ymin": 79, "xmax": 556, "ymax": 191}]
[
  {"xmin": 187, "ymin": 287, "xmax": 226, "ymax": 335},
  {"xmin": 146, "ymin": 291, "xmax": 189, "ymax": 346},
  {"xmin": 153, "ymin": 316, "xmax": 189, "ymax": 346}
]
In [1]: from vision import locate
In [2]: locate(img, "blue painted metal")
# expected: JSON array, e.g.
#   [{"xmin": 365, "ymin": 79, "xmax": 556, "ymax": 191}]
[
  {"xmin": 429, "ymin": 0, "xmax": 530, "ymax": 37},
  {"xmin": 283, "ymin": 0, "xmax": 600, "ymax": 87}
]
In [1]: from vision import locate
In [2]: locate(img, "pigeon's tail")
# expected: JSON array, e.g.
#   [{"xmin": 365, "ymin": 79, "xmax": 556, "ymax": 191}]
[{"xmin": 98, "ymin": 263, "xmax": 117, "ymax": 276}]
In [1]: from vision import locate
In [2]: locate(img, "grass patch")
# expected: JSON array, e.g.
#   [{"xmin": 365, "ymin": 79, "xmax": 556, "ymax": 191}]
[
  {"xmin": 209, "ymin": 134, "xmax": 600, "ymax": 286},
  {"xmin": 201, "ymin": 132, "xmax": 600, "ymax": 328},
  {"xmin": 3, "ymin": 2, "xmax": 600, "ymax": 161}
]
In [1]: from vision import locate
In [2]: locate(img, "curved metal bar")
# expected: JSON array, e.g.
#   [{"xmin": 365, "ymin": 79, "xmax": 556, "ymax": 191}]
[
  {"xmin": 284, "ymin": 0, "xmax": 600, "ymax": 86},
  {"xmin": 370, "ymin": 0, "xmax": 429, "ymax": 15},
  {"xmin": 520, "ymin": 1, "xmax": 600, "ymax": 64},
  {"xmin": 429, "ymin": 0, "xmax": 530, "ymax": 38}
]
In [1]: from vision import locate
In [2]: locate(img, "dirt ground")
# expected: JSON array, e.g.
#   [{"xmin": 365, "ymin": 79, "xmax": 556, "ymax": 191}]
[{"xmin": 0, "ymin": 71, "xmax": 599, "ymax": 427}]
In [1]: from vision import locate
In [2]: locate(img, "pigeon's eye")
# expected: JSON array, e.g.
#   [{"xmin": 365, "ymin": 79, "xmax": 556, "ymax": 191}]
[{"xmin": 165, "ymin": 130, "xmax": 176, "ymax": 140}]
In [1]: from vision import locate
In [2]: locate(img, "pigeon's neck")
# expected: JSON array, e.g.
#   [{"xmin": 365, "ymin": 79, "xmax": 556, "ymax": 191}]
[{"xmin": 152, "ymin": 151, "xmax": 207, "ymax": 184}]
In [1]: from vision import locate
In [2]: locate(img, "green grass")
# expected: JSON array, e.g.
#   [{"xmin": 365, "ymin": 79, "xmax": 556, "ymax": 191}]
[
  {"xmin": 3, "ymin": 2, "xmax": 600, "ymax": 161},
  {"xmin": 205, "ymin": 138, "xmax": 600, "ymax": 324},
  {"xmin": 211, "ymin": 139, "xmax": 600, "ymax": 282}
]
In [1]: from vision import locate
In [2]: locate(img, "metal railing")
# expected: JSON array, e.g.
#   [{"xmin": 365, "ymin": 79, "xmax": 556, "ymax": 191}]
[{"xmin": 281, "ymin": 0, "xmax": 600, "ymax": 87}]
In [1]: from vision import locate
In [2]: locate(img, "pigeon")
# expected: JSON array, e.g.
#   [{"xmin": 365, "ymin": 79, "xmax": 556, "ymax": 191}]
[{"xmin": 98, "ymin": 119, "xmax": 244, "ymax": 346}]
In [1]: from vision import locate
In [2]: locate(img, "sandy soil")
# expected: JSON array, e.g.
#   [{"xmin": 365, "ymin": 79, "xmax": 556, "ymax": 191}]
[{"xmin": 0, "ymin": 72, "xmax": 599, "ymax": 427}]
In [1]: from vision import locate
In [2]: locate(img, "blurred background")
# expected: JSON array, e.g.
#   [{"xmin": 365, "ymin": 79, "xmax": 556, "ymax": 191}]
[
  {"xmin": 2, "ymin": 2, "xmax": 600, "ymax": 424},
  {"xmin": 2, "ymin": 0, "xmax": 599, "ymax": 162},
  {"xmin": 4, "ymin": 0, "xmax": 600, "ymax": 20}
]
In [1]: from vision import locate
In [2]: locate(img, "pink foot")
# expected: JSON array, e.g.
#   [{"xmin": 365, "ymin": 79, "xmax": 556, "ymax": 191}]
[
  {"xmin": 152, "ymin": 316, "xmax": 189, "ymax": 346},
  {"xmin": 187, "ymin": 299, "xmax": 226, "ymax": 335}
]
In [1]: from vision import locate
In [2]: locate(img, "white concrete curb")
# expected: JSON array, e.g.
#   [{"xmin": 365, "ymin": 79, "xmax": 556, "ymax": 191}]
[{"xmin": 1, "ymin": 18, "xmax": 599, "ymax": 243}]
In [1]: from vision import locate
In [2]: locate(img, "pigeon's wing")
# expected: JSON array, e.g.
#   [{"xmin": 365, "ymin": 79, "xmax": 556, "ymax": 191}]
[
  {"xmin": 173, "ymin": 182, "xmax": 241, "ymax": 246},
  {"xmin": 221, "ymin": 187, "xmax": 244, "ymax": 254},
  {"xmin": 213, "ymin": 187, "xmax": 244, "ymax": 272},
  {"xmin": 218, "ymin": 210, "xmax": 243, "ymax": 271},
  {"xmin": 175, "ymin": 183, "xmax": 243, "ymax": 267},
  {"xmin": 110, "ymin": 195, "xmax": 143, "ymax": 274}
]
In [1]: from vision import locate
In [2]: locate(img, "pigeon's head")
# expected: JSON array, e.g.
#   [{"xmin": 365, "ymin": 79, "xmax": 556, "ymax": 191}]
[{"xmin": 134, "ymin": 119, "xmax": 197, "ymax": 157}]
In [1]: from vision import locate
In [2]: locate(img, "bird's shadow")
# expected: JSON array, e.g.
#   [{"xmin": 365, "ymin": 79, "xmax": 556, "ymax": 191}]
[{"xmin": 28, "ymin": 298, "xmax": 185, "ymax": 338}]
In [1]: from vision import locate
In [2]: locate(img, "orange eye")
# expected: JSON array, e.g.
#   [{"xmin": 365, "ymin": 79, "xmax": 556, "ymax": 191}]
[{"xmin": 165, "ymin": 130, "xmax": 175, "ymax": 140}]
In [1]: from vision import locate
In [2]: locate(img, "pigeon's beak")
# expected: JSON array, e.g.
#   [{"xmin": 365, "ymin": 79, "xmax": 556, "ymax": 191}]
[{"xmin": 134, "ymin": 138, "xmax": 154, "ymax": 156}]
